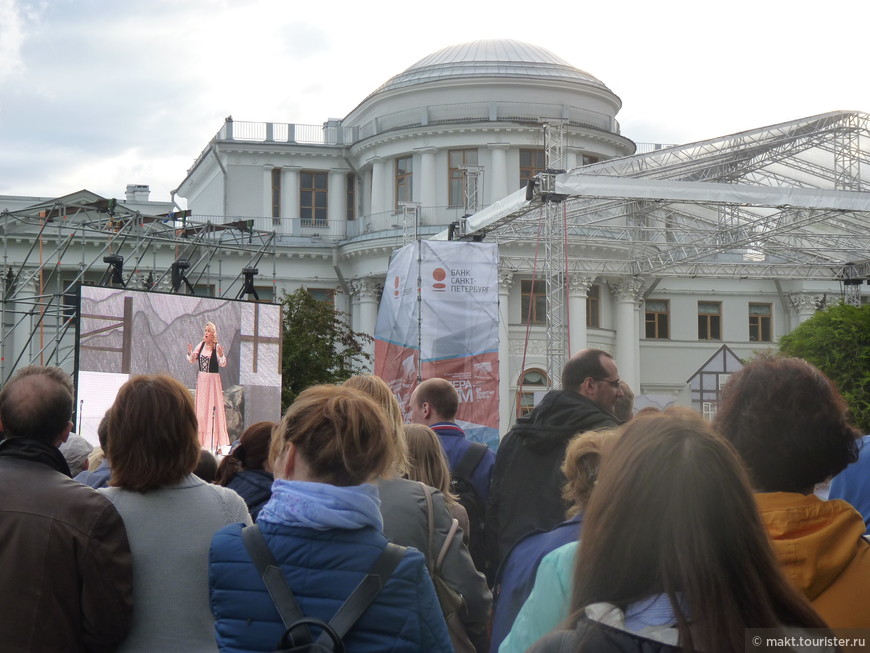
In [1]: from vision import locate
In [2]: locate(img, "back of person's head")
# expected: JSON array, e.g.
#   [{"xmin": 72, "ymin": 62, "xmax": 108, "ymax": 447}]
[
  {"xmin": 414, "ymin": 378, "xmax": 459, "ymax": 421},
  {"xmin": 571, "ymin": 407, "xmax": 826, "ymax": 653},
  {"xmin": 612, "ymin": 381, "xmax": 634, "ymax": 422},
  {"xmin": 270, "ymin": 385, "xmax": 395, "ymax": 487},
  {"xmin": 343, "ymin": 374, "xmax": 409, "ymax": 476},
  {"xmin": 96, "ymin": 414, "xmax": 110, "ymax": 450},
  {"xmin": 714, "ymin": 354, "xmax": 860, "ymax": 492},
  {"xmin": 215, "ymin": 421, "xmax": 275, "ymax": 486},
  {"xmin": 560, "ymin": 427, "xmax": 622, "ymax": 517},
  {"xmin": 561, "ymin": 349, "xmax": 611, "ymax": 393},
  {"xmin": 403, "ymin": 423, "xmax": 458, "ymax": 504},
  {"xmin": 59, "ymin": 433, "xmax": 94, "ymax": 477},
  {"xmin": 195, "ymin": 449, "xmax": 218, "ymax": 483},
  {"xmin": 0, "ymin": 365, "xmax": 74, "ymax": 445},
  {"xmin": 107, "ymin": 374, "xmax": 200, "ymax": 492}
]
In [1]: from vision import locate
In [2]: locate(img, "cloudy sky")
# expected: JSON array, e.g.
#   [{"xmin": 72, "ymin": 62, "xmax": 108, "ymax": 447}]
[{"xmin": 2, "ymin": 0, "xmax": 868, "ymax": 206}]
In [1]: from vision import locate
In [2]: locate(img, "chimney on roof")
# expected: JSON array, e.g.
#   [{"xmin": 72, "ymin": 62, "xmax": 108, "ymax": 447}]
[{"xmin": 125, "ymin": 184, "xmax": 150, "ymax": 203}]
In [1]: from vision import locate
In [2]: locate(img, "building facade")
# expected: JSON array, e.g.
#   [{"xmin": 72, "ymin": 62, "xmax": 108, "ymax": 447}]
[{"xmin": 3, "ymin": 40, "xmax": 867, "ymax": 435}]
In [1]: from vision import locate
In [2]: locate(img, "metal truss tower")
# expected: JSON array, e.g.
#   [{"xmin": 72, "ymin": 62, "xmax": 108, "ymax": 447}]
[{"xmin": 540, "ymin": 119, "xmax": 567, "ymax": 388}]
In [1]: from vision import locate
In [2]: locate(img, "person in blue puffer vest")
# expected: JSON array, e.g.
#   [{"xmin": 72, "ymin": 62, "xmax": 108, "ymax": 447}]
[{"xmin": 209, "ymin": 384, "xmax": 452, "ymax": 653}]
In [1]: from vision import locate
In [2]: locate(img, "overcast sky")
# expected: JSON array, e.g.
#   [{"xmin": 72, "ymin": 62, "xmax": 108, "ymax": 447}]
[{"xmin": 2, "ymin": 0, "xmax": 868, "ymax": 206}]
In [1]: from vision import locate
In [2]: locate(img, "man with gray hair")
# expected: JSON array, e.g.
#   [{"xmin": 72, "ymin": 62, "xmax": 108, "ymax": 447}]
[{"xmin": 0, "ymin": 365, "xmax": 133, "ymax": 651}]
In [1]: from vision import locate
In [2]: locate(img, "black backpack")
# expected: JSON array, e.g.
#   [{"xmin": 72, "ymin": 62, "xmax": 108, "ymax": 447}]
[
  {"xmin": 450, "ymin": 441, "xmax": 489, "ymax": 573},
  {"xmin": 241, "ymin": 525, "xmax": 406, "ymax": 652}
]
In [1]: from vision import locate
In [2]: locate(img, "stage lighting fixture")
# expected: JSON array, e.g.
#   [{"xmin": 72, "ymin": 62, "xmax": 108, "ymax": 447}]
[{"xmin": 238, "ymin": 267, "xmax": 260, "ymax": 301}]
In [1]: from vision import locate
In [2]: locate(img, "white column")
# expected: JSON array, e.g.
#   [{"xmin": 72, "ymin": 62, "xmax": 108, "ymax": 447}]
[
  {"xmin": 565, "ymin": 148, "xmax": 580, "ymax": 171},
  {"xmin": 567, "ymin": 274, "xmax": 593, "ymax": 356},
  {"xmin": 328, "ymin": 169, "xmax": 347, "ymax": 239},
  {"xmin": 262, "ymin": 165, "xmax": 273, "ymax": 223},
  {"xmin": 370, "ymin": 157, "xmax": 386, "ymax": 221},
  {"xmin": 488, "ymin": 143, "xmax": 509, "ymax": 203},
  {"xmin": 608, "ymin": 278, "xmax": 644, "ymax": 392},
  {"xmin": 418, "ymin": 147, "xmax": 437, "ymax": 212},
  {"xmin": 283, "ymin": 166, "xmax": 300, "ymax": 236},
  {"xmin": 353, "ymin": 277, "xmax": 379, "ymax": 368},
  {"xmin": 498, "ymin": 270, "xmax": 514, "ymax": 437}
]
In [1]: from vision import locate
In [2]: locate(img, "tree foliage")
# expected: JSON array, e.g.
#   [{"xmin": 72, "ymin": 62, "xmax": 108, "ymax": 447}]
[
  {"xmin": 778, "ymin": 302, "xmax": 870, "ymax": 432},
  {"xmin": 280, "ymin": 288, "xmax": 372, "ymax": 409}
]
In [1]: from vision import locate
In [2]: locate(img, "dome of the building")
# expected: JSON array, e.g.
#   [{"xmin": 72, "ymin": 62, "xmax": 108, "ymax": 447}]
[{"xmin": 366, "ymin": 39, "xmax": 611, "ymax": 98}]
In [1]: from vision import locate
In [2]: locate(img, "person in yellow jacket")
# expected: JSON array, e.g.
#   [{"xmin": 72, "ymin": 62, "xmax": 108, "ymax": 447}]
[{"xmin": 714, "ymin": 354, "xmax": 870, "ymax": 631}]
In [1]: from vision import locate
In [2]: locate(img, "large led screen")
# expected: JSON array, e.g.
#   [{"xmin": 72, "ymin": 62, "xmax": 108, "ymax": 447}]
[{"xmin": 76, "ymin": 285, "xmax": 282, "ymax": 449}]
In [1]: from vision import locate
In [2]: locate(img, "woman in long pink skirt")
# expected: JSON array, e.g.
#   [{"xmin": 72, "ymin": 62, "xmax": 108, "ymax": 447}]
[{"xmin": 186, "ymin": 321, "xmax": 229, "ymax": 451}]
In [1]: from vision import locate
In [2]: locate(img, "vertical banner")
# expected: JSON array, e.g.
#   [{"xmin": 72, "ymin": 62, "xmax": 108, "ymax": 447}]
[{"xmin": 375, "ymin": 240, "xmax": 500, "ymax": 449}]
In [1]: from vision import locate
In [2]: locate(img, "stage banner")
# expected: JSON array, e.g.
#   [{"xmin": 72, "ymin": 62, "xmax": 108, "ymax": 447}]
[{"xmin": 375, "ymin": 240, "xmax": 500, "ymax": 449}]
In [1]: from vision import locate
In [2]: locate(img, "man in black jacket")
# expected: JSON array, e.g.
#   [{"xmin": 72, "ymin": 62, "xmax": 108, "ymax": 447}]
[
  {"xmin": 486, "ymin": 349, "xmax": 623, "ymax": 574},
  {"xmin": 0, "ymin": 366, "xmax": 133, "ymax": 651}
]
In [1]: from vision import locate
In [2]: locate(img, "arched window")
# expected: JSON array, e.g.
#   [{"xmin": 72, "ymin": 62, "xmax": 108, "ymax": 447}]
[{"xmin": 516, "ymin": 368, "xmax": 548, "ymax": 417}]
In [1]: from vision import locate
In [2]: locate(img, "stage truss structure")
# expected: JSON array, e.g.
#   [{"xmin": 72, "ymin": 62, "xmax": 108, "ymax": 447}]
[
  {"xmin": 443, "ymin": 111, "xmax": 870, "ymax": 379},
  {"xmin": 0, "ymin": 191, "xmax": 277, "ymax": 383}
]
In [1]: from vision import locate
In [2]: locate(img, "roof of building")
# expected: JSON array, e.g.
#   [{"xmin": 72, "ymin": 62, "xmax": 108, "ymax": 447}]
[{"xmin": 365, "ymin": 39, "xmax": 611, "ymax": 98}]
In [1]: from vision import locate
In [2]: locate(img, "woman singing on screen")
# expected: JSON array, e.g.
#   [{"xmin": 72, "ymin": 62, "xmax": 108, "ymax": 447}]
[{"xmin": 186, "ymin": 321, "xmax": 229, "ymax": 452}]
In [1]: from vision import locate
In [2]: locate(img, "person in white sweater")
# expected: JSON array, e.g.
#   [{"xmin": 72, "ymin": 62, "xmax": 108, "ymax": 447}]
[{"xmin": 100, "ymin": 373, "xmax": 251, "ymax": 652}]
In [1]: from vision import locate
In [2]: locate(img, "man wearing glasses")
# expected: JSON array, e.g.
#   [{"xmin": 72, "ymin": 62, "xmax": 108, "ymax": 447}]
[{"xmin": 486, "ymin": 349, "xmax": 625, "ymax": 575}]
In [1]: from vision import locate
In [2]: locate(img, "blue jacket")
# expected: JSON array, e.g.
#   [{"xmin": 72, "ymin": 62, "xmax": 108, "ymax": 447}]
[
  {"xmin": 431, "ymin": 421, "xmax": 495, "ymax": 506},
  {"xmin": 489, "ymin": 515, "xmax": 582, "ymax": 652},
  {"xmin": 829, "ymin": 435, "xmax": 870, "ymax": 535},
  {"xmin": 226, "ymin": 469, "xmax": 273, "ymax": 521},
  {"xmin": 74, "ymin": 458, "xmax": 112, "ymax": 489},
  {"xmin": 209, "ymin": 520, "xmax": 452, "ymax": 653}
]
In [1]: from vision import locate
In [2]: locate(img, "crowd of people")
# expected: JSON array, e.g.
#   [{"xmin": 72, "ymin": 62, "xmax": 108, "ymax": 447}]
[{"xmin": 0, "ymin": 346, "xmax": 867, "ymax": 652}]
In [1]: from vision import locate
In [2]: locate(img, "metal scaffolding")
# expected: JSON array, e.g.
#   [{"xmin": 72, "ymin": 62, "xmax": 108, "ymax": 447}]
[{"xmin": 0, "ymin": 190, "xmax": 277, "ymax": 383}]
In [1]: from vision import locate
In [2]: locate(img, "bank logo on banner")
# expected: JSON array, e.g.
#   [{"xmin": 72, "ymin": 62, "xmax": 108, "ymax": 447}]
[
  {"xmin": 432, "ymin": 268, "xmax": 447, "ymax": 291},
  {"xmin": 374, "ymin": 241, "xmax": 500, "ymax": 450}
]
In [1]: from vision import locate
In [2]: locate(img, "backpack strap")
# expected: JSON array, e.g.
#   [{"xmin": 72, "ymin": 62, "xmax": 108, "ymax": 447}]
[
  {"xmin": 319, "ymin": 543, "xmax": 406, "ymax": 645},
  {"xmin": 419, "ymin": 482, "xmax": 436, "ymax": 574},
  {"xmin": 243, "ymin": 524, "xmax": 406, "ymax": 651},
  {"xmin": 241, "ymin": 524, "xmax": 313, "ymax": 645},
  {"xmin": 453, "ymin": 441, "xmax": 488, "ymax": 482}
]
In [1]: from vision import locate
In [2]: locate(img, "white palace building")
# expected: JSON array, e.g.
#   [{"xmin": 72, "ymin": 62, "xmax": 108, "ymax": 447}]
[{"xmin": 2, "ymin": 39, "xmax": 869, "ymax": 434}]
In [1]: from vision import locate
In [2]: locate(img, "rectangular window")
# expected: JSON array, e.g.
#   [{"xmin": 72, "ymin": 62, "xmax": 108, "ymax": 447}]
[
  {"xmin": 582, "ymin": 155, "xmax": 600, "ymax": 166},
  {"xmin": 448, "ymin": 149, "xmax": 478, "ymax": 207},
  {"xmin": 300, "ymin": 171, "xmax": 328, "ymax": 227},
  {"xmin": 519, "ymin": 149, "xmax": 546, "ymax": 189},
  {"xmin": 586, "ymin": 284, "xmax": 600, "ymax": 328},
  {"xmin": 520, "ymin": 280, "xmax": 546, "ymax": 325},
  {"xmin": 395, "ymin": 156, "xmax": 413, "ymax": 208},
  {"xmin": 645, "ymin": 299, "xmax": 669, "ymax": 339},
  {"xmin": 346, "ymin": 173, "xmax": 356, "ymax": 221},
  {"xmin": 748, "ymin": 303, "xmax": 772, "ymax": 342},
  {"xmin": 271, "ymin": 168, "xmax": 281, "ymax": 221},
  {"xmin": 306, "ymin": 288, "xmax": 335, "ymax": 305},
  {"xmin": 698, "ymin": 301, "xmax": 721, "ymax": 340}
]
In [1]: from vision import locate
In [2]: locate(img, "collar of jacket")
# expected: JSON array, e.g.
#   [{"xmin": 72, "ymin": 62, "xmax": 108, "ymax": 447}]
[{"xmin": 0, "ymin": 436, "xmax": 72, "ymax": 477}]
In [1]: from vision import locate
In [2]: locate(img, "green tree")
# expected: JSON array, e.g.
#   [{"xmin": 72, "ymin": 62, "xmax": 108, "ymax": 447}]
[
  {"xmin": 280, "ymin": 288, "xmax": 372, "ymax": 409},
  {"xmin": 778, "ymin": 302, "xmax": 870, "ymax": 432}
]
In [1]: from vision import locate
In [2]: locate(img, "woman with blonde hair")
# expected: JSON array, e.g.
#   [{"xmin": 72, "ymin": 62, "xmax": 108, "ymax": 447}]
[
  {"xmin": 342, "ymin": 375, "xmax": 491, "ymax": 649},
  {"xmin": 209, "ymin": 384, "xmax": 451, "ymax": 651},
  {"xmin": 403, "ymin": 423, "xmax": 470, "ymax": 539},
  {"xmin": 100, "ymin": 374, "xmax": 250, "ymax": 652},
  {"xmin": 186, "ymin": 321, "xmax": 229, "ymax": 451}
]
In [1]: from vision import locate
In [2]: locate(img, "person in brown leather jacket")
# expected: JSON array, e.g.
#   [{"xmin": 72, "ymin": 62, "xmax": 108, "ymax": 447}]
[{"xmin": 0, "ymin": 365, "xmax": 134, "ymax": 652}]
